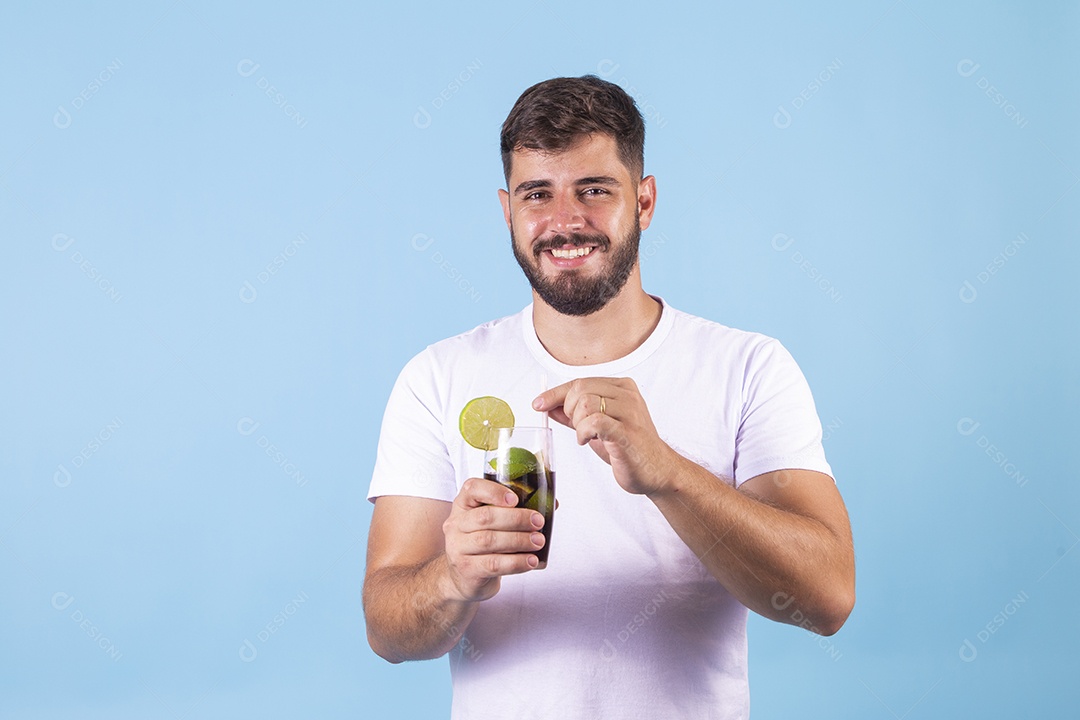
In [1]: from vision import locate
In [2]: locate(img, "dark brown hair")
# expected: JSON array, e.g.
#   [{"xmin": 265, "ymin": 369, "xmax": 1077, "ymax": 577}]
[{"xmin": 500, "ymin": 75, "xmax": 645, "ymax": 183}]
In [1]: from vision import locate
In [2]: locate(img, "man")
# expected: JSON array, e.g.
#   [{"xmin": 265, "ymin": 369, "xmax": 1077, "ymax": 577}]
[{"xmin": 364, "ymin": 75, "xmax": 854, "ymax": 719}]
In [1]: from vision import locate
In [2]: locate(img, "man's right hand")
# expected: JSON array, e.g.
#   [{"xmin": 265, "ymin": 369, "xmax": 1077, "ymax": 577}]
[
  {"xmin": 442, "ymin": 477, "xmax": 546, "ymax": 602},
  {"xmin": 363, "ymin": 480, "xmax": 545, "ymax": 662}
]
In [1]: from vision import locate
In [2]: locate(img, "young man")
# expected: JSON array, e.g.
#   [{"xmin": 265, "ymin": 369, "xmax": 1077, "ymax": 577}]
[{"xmin": 364, "ymin": 75, "xmax": 854, "ymax": 719}]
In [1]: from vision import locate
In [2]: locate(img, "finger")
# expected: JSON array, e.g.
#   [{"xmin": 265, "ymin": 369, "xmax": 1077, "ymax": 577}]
[
  {"xmin": 532, "ymin": 381, "xmax": 572, "ymax": 413},
  {"xmin": 458, "ymin": 504, "xmax": 543, "ymax": 534},
  {"xmin": 459, "ymin": 551, "xmax": 541, "ymax": 579},
  {"xmin": 568, "ymin": 392, "xmax": 594, "ymax": 428},
  {"xmin": 569, "ymin": 390, "xmax": 611, "ymax": 430},
  {"xmin": 574, "ymin": 412, "xmax": 617, "ymax": 447},
  {"xmin": 457, "ymin": 477, "xmax": 519, "ymax": 510},
  {"xmin": 460, "ymin": 526, "xmax": 547, "ymax": 556}
]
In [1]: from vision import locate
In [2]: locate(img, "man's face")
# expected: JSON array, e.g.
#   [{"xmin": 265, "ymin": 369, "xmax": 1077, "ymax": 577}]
[{"xmin": 498, "ymin": 134, "xmax": 656, "ymax": 316}]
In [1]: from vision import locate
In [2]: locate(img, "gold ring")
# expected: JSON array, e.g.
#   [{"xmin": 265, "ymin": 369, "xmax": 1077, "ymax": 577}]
[{"xmin": 599, "ymin": 396, "xmax": 606, "ymax": 415}]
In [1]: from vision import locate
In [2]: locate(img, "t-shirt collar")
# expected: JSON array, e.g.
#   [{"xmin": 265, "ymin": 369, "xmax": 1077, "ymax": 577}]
[{"xmin": 521, "ymin": 295, "xmax": 675, "ymax": 378}]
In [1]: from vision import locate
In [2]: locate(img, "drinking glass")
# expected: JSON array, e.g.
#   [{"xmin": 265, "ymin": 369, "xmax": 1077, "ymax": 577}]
[{"xmin": 483, "ymin": 426, "xmax": 555, "ymax": 569}]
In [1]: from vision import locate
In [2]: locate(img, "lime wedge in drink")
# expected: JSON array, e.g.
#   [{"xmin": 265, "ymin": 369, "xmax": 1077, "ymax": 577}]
[
  {"xmin": 459, "ymin": 396, "xmax": 515, "ymax": 451},
  {"xmin": 524, "ymin": 488, "xmax": 554, "ymax": 517},
  {"xmin": 488, "ymin": 446, "xmax": 537, "ymax": 504},
  {"xmin": 488, "ymin": 447, "xmax": 537, "ymax": 480}
]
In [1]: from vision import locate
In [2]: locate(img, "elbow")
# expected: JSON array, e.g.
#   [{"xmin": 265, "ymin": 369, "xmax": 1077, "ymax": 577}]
[
  {"xmin": 367, "ymin": 629, "xmax": 406, "ymax": 664},
  {"xmin": 814, "ymin": 553, "xmax": 856, "ymax": 636},
  {"xmin": 768, "ymin": 589, "xmax": 853, "ymax": 636},
  {"xmin": 366, "ymin": 624, "xmax": 451, "ymax": 664},
  {"xmin": 815, "ymin": 588, "xmax": 855, "ymax": 637},
  {"xmin": 363, "ymin": 581, "xmax": 407, "ymax": 664}
]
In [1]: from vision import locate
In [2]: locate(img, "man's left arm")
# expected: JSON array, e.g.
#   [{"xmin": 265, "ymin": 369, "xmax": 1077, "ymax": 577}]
[
  {"xmin": 648, "ymin": 460, "xmax": 854, "ymax": 635},
  {"xmin": 534, "ymin": 378, "xmax": 855, "ymax": 636}
]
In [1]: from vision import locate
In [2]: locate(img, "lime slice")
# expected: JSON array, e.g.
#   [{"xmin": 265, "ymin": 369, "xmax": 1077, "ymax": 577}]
[{"xmin": 459, "ymin": 396, "xmax": 515, "ymax": 451}]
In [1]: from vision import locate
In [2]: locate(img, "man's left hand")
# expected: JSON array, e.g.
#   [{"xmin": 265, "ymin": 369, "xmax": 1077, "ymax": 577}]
[{"xmin": 533, "ymin": 378, "xmax": 675, "ymax": 496}]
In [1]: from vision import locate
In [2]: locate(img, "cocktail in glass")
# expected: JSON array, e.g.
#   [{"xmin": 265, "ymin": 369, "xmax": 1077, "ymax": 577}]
[{"xmin": 483, "ymin": 426, "xmax": 555, "ymax": 569}]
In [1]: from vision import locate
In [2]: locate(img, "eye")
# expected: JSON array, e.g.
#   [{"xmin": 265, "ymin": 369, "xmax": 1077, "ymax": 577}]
[{"xmin": 582, "ymin": 187, "xmax": 609, "ymax": 197}]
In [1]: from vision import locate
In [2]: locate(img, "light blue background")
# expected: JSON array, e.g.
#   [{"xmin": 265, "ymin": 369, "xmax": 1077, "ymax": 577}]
[{"xmin": 3, "ymin": 1, "xmax": 1077, "ymax": 717}]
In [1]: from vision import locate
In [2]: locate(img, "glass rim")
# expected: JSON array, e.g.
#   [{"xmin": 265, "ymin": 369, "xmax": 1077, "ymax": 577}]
[{"xmin": 492, "ymin": 425, "xmax": 552, "ymax": 438}]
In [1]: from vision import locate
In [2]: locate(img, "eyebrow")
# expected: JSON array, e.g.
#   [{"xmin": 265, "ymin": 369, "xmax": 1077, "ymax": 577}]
[
  {"xmin": 577, "ymin": 176, "xmax": 620, "ymax": 187},
  {"xmin": 513, "ymin": 179, "xmax": 551, "ymax": 195},
  {"xmin": 512, "ymin": 176, "xmax": 621, "ymax": 196}
]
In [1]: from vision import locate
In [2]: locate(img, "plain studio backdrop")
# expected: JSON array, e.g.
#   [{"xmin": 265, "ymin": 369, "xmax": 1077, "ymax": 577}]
[{"xmin": 2, "ymin": 2, "xmax": 1077, "ymax": 718}]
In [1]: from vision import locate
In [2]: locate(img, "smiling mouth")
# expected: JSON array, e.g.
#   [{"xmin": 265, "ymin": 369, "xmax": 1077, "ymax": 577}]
[
  {"xmin": 549, "ymin": 246, "xmax": 594, "ymax": 259},
  {"xmin": 534, "ymin": 232, "xmax": 609, "ymax": 261}
]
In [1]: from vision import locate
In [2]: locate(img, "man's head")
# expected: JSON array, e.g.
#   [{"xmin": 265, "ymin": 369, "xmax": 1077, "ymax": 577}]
[
  {"xmin": 498, "ymin": 76, "xmax": 654, "ymax": 317},
  {"xmin": 500, "ymin": 75, "xmax": 645, "ymax": 185}
]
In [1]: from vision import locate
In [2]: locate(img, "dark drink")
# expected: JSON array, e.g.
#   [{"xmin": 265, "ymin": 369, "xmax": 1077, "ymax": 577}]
[
  {"xmin": 484, "ymin": 470, "xmax": 555, "ymax": 568},
  {"xmin": 483, "ymin": 427, "xmax": 555, "ymax": 569}
]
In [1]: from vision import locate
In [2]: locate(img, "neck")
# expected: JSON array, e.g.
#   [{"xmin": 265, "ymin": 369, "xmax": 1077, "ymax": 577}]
[{"xmin": 531, "ymin": 272, "xmax": 662, "ymax": 366}]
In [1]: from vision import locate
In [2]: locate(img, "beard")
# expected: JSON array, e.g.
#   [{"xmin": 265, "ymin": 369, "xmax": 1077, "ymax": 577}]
[{"xmin": 511, "ymin": 217, "xmax": 641, "ymax": 317}]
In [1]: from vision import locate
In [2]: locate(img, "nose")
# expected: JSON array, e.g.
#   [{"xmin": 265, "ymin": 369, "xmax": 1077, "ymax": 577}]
[{"xmin": 550, "ymin": 193, "xmax": 585, "ymax": 234}]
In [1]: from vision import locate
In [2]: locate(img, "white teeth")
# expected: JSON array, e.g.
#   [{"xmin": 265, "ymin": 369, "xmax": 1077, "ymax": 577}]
[{"xmin": 550, "ymin": 247, "xmax": 593, "ymax": 259}]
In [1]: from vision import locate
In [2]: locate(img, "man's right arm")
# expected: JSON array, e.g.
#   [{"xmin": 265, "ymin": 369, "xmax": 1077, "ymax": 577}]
[{"xmin": 363, "ymin": 479, "xmax": 546, "ymax": 663}]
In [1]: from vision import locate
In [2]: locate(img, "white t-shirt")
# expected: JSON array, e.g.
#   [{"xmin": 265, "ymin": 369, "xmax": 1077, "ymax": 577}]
[{"xmin": 369, "ymin": 298, "xmax": 832, "ymax": 720}]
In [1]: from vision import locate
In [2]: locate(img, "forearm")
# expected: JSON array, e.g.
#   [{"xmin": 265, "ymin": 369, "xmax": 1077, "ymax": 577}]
[
  {"xmin": 648, "ymin": 454, "xmax": 853, "ymax": 635},
  {"xmin": 363, "ymin": 553, "xmax": 478, "ymax": 663}
]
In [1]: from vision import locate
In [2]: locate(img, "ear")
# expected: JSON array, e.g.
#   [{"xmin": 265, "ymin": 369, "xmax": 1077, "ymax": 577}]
[
  {"xmin": 498, "ymin": 188, "xmax": 512, "ymax": 231},
  {"xmin": 637, "ymin": 175, "xmax": 657, "ymax": 231}
]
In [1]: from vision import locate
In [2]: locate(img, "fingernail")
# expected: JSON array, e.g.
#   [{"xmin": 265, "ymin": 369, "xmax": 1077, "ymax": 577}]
[
  {"xmin": 532, "ymin": 397, "xmax": 543, "ymax": 410},
  {"xmin": 505, "ymin": 492, "xmax": 519, "ymax": 506},
  {"xmin": 527, "ymin": 555, "xmax": 539, "ymax": 568},
  {"xmin": 531, "ymin": 513, "xmax": 544, "ymax": 528},
  {"xmin": 531, "ymin": 532, "xmax": 545, "ymax": 547}
]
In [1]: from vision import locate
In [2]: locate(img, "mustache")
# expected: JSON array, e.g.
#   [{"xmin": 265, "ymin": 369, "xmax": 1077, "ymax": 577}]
[{"xmin": 533, "ymin": 233, "xmax": 610, "ymax": 255}]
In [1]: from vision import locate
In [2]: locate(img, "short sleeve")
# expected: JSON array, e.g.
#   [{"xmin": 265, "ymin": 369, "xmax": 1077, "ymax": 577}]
[
  {"xmin": 368, "ymin": 350, "xmax": 457, "ymax": 503},
  {"xmin": 732, "ymin": 340, "xmax": 833, "ymax": 485}
]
